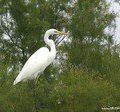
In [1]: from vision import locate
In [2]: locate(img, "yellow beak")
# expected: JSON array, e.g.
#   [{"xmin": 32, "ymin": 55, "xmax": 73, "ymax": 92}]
[{"xmin": 56, "ymin": 30, "xmax": 69, "ymax": 35}]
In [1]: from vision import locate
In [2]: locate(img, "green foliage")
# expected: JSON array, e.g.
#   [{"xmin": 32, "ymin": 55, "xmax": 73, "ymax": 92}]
[
  {"xmin": 0, "ymin": 0, "xmax": 120, "ymax": 112},
  {"xmin": 66, "ymin": 0, "xmax": 116, "ymax": 71},
  {"xmin": 48, "ymin": 69, "xmax": 117, "ymax": 112},
  {"xmin": 0, "ymin": 68, "xmax": 119, "ymax": 112},
  {"xmin": 0, "ymin": 0, "xmax": 68, "ymax": 66}
]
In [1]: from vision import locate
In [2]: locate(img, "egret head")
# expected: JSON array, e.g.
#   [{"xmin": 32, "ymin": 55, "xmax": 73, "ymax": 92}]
[
  {"xmin": 44, "ymin": 29, "xmax": 69, "ymax": 44},
  {"xmin": 45, "ymin": 29, "xmax": 68, "ymax": 36}
]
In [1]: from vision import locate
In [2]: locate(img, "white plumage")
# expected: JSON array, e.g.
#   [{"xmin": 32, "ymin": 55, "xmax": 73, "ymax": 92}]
[{"xmin": 13, "ymin": 29, "xmax": 68, "ymax": 85}]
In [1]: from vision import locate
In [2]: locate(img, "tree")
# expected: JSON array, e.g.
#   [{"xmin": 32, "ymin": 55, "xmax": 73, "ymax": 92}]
[
  {"xmin": 65, "ymin": 0, "xmax": 116, "ymax": 73},
  {"xmin": 0, "ymin": 0, "xmax": 68, "ymax": 66},
  {"xmin": 0, "ymin": 0, "xmax": 120, "ymax": 112}
]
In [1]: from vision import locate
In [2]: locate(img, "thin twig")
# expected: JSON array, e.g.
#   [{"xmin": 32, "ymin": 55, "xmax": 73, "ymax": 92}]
[
  {"xmin": 56, "ymin": 31, "xmax": 70, "ymax": 46},
  {"xmin": 56, "ymin": 35, "xmax": 66, "ymax": 46}
]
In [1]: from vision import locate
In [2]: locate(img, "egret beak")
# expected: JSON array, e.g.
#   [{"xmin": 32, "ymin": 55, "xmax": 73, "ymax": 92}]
[{"xmin": 56, "ymin": 30, "xmax": 69, "ymax": 35}]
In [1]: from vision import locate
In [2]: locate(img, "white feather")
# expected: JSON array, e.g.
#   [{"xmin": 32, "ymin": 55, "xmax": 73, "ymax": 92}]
[
  {"xmin": 13, "ymin": 47, "xmax": 51, "ymax": 85},
  {"xmin": 13, "ymin": 29, "xmax": 68, "ymax": 85}
]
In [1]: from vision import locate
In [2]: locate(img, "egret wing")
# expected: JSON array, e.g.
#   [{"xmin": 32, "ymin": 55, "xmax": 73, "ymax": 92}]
[{"xmin": 13, "ymin": 47, "xmax": 49, "ymax": 84}]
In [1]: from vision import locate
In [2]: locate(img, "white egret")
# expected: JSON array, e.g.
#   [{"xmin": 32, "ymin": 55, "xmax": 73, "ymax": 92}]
[{"xmin": 13, "ymin": 29, "xmax": 68, "ymax": 85}]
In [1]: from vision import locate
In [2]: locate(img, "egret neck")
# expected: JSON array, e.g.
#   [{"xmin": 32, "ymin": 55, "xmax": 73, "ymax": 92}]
[{"xmin": 44, "ymin": 33, "xmax": 56, "ymax": 58}]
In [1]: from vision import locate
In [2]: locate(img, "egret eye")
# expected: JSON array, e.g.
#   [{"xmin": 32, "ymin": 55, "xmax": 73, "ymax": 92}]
[
  {"xmin": 49, "ymin": 35, "xmax": 57, "ymax": 40},
  {"xmin": 49, "ymin": 35, "xmax": 52, "ymax": 39}
]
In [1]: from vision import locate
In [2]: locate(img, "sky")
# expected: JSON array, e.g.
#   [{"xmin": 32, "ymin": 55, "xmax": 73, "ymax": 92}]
[{"xmin": 107, "ymin": 0, "xmax": 120, "ymax": 43}]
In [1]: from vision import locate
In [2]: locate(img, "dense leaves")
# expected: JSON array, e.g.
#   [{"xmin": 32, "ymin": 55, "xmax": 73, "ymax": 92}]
[{"xmin": 0, "ymin": 0, "xmax": 120, "ymax": 112}]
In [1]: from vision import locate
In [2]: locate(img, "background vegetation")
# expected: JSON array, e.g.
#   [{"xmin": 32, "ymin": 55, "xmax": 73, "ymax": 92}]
[{"xmin": 0, "ymin": 0, "xmax": 120, "ymax": 112}]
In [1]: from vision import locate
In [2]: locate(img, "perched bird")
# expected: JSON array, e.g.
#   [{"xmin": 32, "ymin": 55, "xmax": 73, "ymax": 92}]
[{"xmin": 13, "ymin": 29, "xmax": 68, "ymax": 85}]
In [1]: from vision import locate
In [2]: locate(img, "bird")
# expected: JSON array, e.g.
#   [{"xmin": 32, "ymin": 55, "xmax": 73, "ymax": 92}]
[{"xmin": 13, "ymin": 29, "xmax": 68, "ymax": 85}]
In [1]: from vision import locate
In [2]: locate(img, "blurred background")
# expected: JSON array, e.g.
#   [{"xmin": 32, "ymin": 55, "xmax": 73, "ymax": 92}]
[{"xmin": 0, "ymin": 0, "xmax": 120, "ymax": 112}]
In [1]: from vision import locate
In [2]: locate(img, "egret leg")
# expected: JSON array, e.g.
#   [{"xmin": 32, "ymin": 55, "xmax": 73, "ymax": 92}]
[
  {"xmin": 33, "ymin": 72, "xmax": 42, "ymax": 85},
  {"xmin": 35, "ymin": 75, "xmax": 39, "ymax": 85}
]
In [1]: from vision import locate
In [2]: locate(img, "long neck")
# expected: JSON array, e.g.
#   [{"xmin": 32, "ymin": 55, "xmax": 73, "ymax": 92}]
[{"xmin": 44, "ymin": 33, "xmax": 56, "ymax": 55}]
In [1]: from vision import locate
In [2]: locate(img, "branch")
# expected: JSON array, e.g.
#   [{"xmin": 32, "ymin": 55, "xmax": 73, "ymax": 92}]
[
  {"xmin": 56, "ymin": 31, "xmax": 70, "ymax": 46},
  {"xmin": 1, "ymin": 23, "xmax": 22, "ymax": 49}
]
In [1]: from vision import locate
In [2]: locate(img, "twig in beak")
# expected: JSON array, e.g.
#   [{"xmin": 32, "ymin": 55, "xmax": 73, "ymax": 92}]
[
  {"xmin": 56, "ymin": 35, "xmax": 66, "ymax": 46},
  {"xmin": 55, "ymin": 31, "xmax": 69, "ymax": 46}
]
